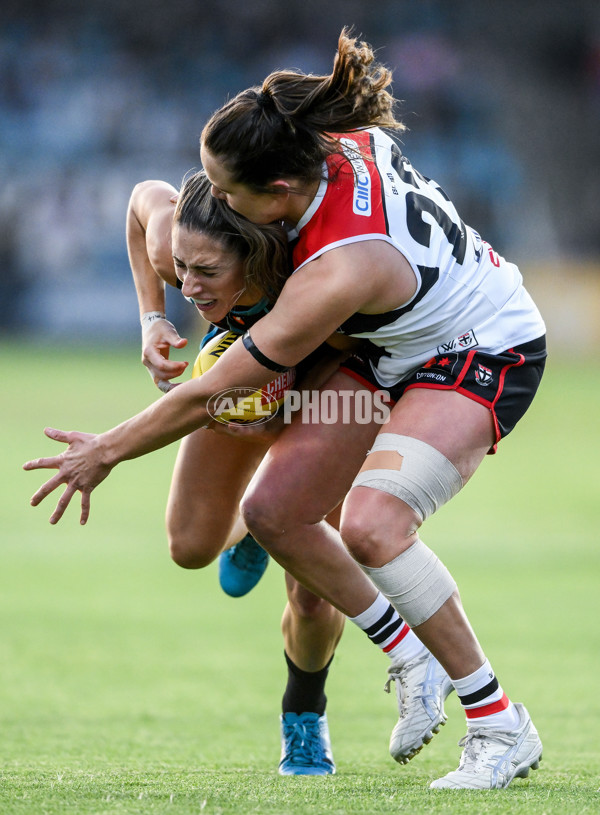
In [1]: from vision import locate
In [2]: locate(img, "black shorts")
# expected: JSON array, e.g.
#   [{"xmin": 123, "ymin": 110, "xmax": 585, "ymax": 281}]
[{"xmin": 340, "ymin": 336, "xmax": 547, "ymax": 453}]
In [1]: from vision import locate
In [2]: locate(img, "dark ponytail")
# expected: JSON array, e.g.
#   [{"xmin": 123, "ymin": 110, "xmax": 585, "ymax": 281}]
[{"xmin": 201, "ymin": 28, "xmax": 404, "ymax": 189}]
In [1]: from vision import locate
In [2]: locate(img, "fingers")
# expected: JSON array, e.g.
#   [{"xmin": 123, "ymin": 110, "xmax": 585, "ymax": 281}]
[
  {"xmin": 144, "ymin": 355, "xmax": 188, "ymax": 381},
  {"xmin": 158, "ymin": 329, "xmax": 188, "ymax": 351},
  {"xmin": 80, "ymin": 492, "xmax": 91, "ymax": 526},
  {"xmin": 143, "ymin": 321, "xmax": 188, "ymax": 351},
  {"xmin": 27, "ymin": 476, "xmax": 91, "ymax": 525},
  {"xmin": 149, "ymin": 358, "xmax": 188, "ymax": 375},
  {"xmin": 44, "ymin": 426, "xmax": 71, "ymax": 442},
  {"xmin": 23, "ymin": 455, "xmax": 63, "ymax": 471},
  {"xmin": 23, "ymin": 427, "xmax": 71, "ymax": 471},
  {"xmin": 142, "ymin": 326, "xmax": 189, "ymax": 383},
  {"xmin": 170, "ymin": 336, "xmax": 188, "ymax": 349},
  {"xmin": 48, "ymin": 484, "xmax": 77, "ymax": 525},
  {"xmin": 24, "ymin": 427, "xmax": 98, "ymax": 525},
  {"xmin": 29, "ymin": 473, "xmax": 66, "ymax": 506}
]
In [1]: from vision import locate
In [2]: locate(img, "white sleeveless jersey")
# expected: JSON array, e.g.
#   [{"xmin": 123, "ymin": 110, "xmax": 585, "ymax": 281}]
[{"xmin": 291, "ymin": 128, "xmax": 545, "ymax": 387}]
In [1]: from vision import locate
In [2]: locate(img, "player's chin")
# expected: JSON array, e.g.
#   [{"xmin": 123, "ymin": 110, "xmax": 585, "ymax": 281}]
[
  {"xmin": 208, "ymin": 305, "xmax": 230, "ymax": 324},
  {"xmin": 194, "ymin": 301, "xmax": 225, "ymax": 321}
]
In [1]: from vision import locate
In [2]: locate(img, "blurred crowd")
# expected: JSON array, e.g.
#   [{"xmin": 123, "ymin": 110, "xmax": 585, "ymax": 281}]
[{"xmin": 2, "ymin": 0, "xmax": 599, "ymax": 338}]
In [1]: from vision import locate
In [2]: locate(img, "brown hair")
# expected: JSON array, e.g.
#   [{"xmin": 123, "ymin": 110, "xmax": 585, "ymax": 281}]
[
  {"xmin": 201, "ymin": 28, "xmax": 404, "ymax": 190},
  {"xmin": 174, "ymin": 171, "xmax": 289, "ymax": 299}
]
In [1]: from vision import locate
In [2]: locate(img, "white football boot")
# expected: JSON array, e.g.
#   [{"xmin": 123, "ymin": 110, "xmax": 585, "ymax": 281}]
[
  {"xmin": 385, "ymin": 650, "xmax": 454, "ymax": 764},
  {"xmin": 430, "ymin": 702, "xmax": 542, "ymax": 789}
]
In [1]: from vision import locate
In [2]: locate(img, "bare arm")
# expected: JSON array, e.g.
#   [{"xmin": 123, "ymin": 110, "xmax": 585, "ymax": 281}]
[
  {"xmin": 126, "ymin": 180, "xmax": 189, "ymax": 388},
  {"xmin": 24, "ymin": 239, "xmax": 416, "ymax": 524},
  {"xmin": 127, "ymin": 180, "xmax": 179, "ymax": 308},
  {"xmin": 23, "ymin": 345, "xmax": 272, "ymax": 525},
  {"xmin": 249, "ymin": 239, "xmax": 417, "ymax": 367}
]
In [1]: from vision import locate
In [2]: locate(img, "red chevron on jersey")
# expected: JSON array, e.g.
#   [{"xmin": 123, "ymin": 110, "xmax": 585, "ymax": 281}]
[{"xmin": 292, "ymin": 131, "xmax": 388, "ymax": 270}]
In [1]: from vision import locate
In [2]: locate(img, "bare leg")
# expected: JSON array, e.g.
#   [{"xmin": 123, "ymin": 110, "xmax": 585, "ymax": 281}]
[
  {"xmin": 241, "ymin": 371, "xmax": 383, "ymax": 616},
  {"xmin": 340, "ymin": 387, "xmax": 495, "ymax": 678},
  {"xmin": 243, "ymin": 374, "xmax": 462, "ymax": 766},
  {"xmin": 165, "ymin": 409, "xmax": 349, "ymax": 776},
  {"xmin": 281, "ymin": 504, "xmax": 345, "ymax": 672},
  {"xmin": 282, "ymin": 575, "xmax": 345, "ymax": 671},
  {"xmin": 166, "ymin": 427, "xmax": 268, "ymax": 568}
]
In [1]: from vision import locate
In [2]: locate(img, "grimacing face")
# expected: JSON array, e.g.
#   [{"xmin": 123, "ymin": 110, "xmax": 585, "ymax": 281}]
[{"xmin": 171, "ymin": 224, "xmax": 255, "ymax": 322}]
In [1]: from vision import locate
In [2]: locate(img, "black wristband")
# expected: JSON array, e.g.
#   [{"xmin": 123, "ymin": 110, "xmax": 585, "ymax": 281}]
[{"xmin": 242, "ymin": 331, "xmax": 291, "ymax": 373}]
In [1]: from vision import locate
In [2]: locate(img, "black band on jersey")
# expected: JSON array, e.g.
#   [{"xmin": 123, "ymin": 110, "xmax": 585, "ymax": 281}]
[{"xmin": 242, "ymin": 331, "xmax": 291, "ymax": 373}]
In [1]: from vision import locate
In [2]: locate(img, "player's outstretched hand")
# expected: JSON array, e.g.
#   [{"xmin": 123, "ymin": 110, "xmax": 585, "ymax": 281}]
[{"xmin": 23, "ymin": 428, "xmax": 113, "ymax": 525}]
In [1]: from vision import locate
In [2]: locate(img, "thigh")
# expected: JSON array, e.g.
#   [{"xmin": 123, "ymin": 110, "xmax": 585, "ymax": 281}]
[
  {"xmin": 166, "ymin": 427, "xmax": 269, "ymax": 558},
  {"xmin": 245, "ymin": 370, "xmax": 382, "ymax": 523}
]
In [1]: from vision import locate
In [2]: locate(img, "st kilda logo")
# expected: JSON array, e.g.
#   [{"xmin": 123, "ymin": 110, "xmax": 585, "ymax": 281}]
[{"xmin": 475, "ymin": 363, "xmax": 493, "ymax": 386}]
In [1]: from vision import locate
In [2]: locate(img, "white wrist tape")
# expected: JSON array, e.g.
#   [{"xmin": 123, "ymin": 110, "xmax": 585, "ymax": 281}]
[
  {"xmin": 360, "ymin": 538, "xmax": 457, "ymax": 627},
  {"xmin": 141, "ymin": 311, "xmax": 167, "ymax": 329}
]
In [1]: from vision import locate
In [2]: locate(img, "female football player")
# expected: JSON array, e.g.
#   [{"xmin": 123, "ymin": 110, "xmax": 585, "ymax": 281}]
[
  {"xmin": 125, "ymin": 171, "xmax": 344, "ymax": 774},
  {"xmin": 25, "ymin": 30, "xmax": 546, "ymax": 788}
]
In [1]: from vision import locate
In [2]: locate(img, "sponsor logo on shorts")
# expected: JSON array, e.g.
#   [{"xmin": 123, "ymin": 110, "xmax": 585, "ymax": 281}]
[
  {"xmin": 475, "ymin": 363, "xmax": 493, "ymax": 386},
  {"xmin": 437, "ymin": 329, "xmax": 478, "ymax": 355},
  {"xmin": 417, "ymin": 353, "xmax": 459, "ymax": 380},
  {"xmin": 340, "ymin": 137, "xmax": 372, "ymax": 216},
  {"xmin": 416, "ymin": 371, "xmax": 449, "ymax": 382}
]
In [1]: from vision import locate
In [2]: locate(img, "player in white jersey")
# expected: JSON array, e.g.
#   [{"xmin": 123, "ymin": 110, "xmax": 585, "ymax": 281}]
[
  {"xmin": 198, "ymin": 30, "xmax": 545, "ymax": 790},
  {"xmin": 26, "ymin": 30, "xmax": 546, "ymax": 789}
]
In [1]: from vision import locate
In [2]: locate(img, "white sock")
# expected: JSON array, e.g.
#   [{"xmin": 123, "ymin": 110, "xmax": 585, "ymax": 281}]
[
  {"xmin": 349, "ymin": 592, "xmax": 425, "ymax": 665},
  {"xmin": 453, "ymin": 659, "xmax": 520, "ymax": 729}
]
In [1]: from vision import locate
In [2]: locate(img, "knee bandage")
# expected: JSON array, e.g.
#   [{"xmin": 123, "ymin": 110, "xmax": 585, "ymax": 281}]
[
  {"xmin": 361, "ymin": 538, "xmax": 457, "ymax": 627},
  {"xmin": 351, "ymin": 434, "xmax": 463, "ymax": 522}
]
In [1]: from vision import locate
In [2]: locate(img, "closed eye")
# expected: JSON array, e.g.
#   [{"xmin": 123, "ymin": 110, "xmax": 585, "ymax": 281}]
[{"xmin": 173, "ymin": 256, "xmax": 218, "ymax": 277}]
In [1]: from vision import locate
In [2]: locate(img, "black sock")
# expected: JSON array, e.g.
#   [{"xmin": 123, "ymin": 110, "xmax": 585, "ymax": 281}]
[{"xmin": 281, "ymin": 651, "xmax": 332, "ymax": 716}]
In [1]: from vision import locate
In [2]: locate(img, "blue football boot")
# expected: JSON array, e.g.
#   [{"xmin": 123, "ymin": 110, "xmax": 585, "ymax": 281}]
[
  {"xmin": 279, "ymin": 712, "xmax": 336, "ymax": 776},
  {"xmin": 218, "ymin": 533, "xmax": 269, "ymax": 597}
]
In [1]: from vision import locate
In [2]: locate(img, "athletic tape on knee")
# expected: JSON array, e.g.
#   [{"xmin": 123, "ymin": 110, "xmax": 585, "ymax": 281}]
[
  {"xmin": 351, "ymin": 434, "xmax": 463, "ymax": 522},
  {"xmin": 360, "ymin": 539, "xmax": 457, "ymax": 627}
]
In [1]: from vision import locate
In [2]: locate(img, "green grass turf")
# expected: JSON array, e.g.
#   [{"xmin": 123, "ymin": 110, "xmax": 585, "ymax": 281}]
[{"xmin": 2, "ymin": 341, "xmax": 599, "ymax": 813}]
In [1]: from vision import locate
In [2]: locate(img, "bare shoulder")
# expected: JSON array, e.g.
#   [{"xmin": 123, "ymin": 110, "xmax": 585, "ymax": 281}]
[
  {"xmin": 130, "ymin": 180, "xmax": 178, "ymax": 225},
  {"xmin": 128, "ymin": 181, "xmax": 179, "ymax": 283}
]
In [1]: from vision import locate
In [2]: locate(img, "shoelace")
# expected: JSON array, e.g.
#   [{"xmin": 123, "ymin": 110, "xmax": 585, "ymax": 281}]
[
  {"xmin": 458, "ymin": 729, "xmax": 518, "ymax": 770},
  {"xmin": 229, "ymin": 538, "xmax": 266, "ymax": 571},
  {"xmin": 283, "ymin": 720, "xmax": 324, "ymax": 764},
  {"xmin": 384, "ymin": 655, "xmax": 428, "ymax": 717},
  {"xmin": 384, "ymin": 669, "xmax": 407, "ymax": 716}
]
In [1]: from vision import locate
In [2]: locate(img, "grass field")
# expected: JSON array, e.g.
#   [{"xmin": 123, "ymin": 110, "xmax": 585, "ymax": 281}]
[{"xmin": 2, "ymin": 341, "xmax": 599, "ymax": 814}]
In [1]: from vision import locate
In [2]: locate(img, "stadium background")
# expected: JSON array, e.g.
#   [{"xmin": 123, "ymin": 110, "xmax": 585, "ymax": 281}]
[{"xmin": 1, "ymin": 0, "xmax": 599, "ymax": 350}]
